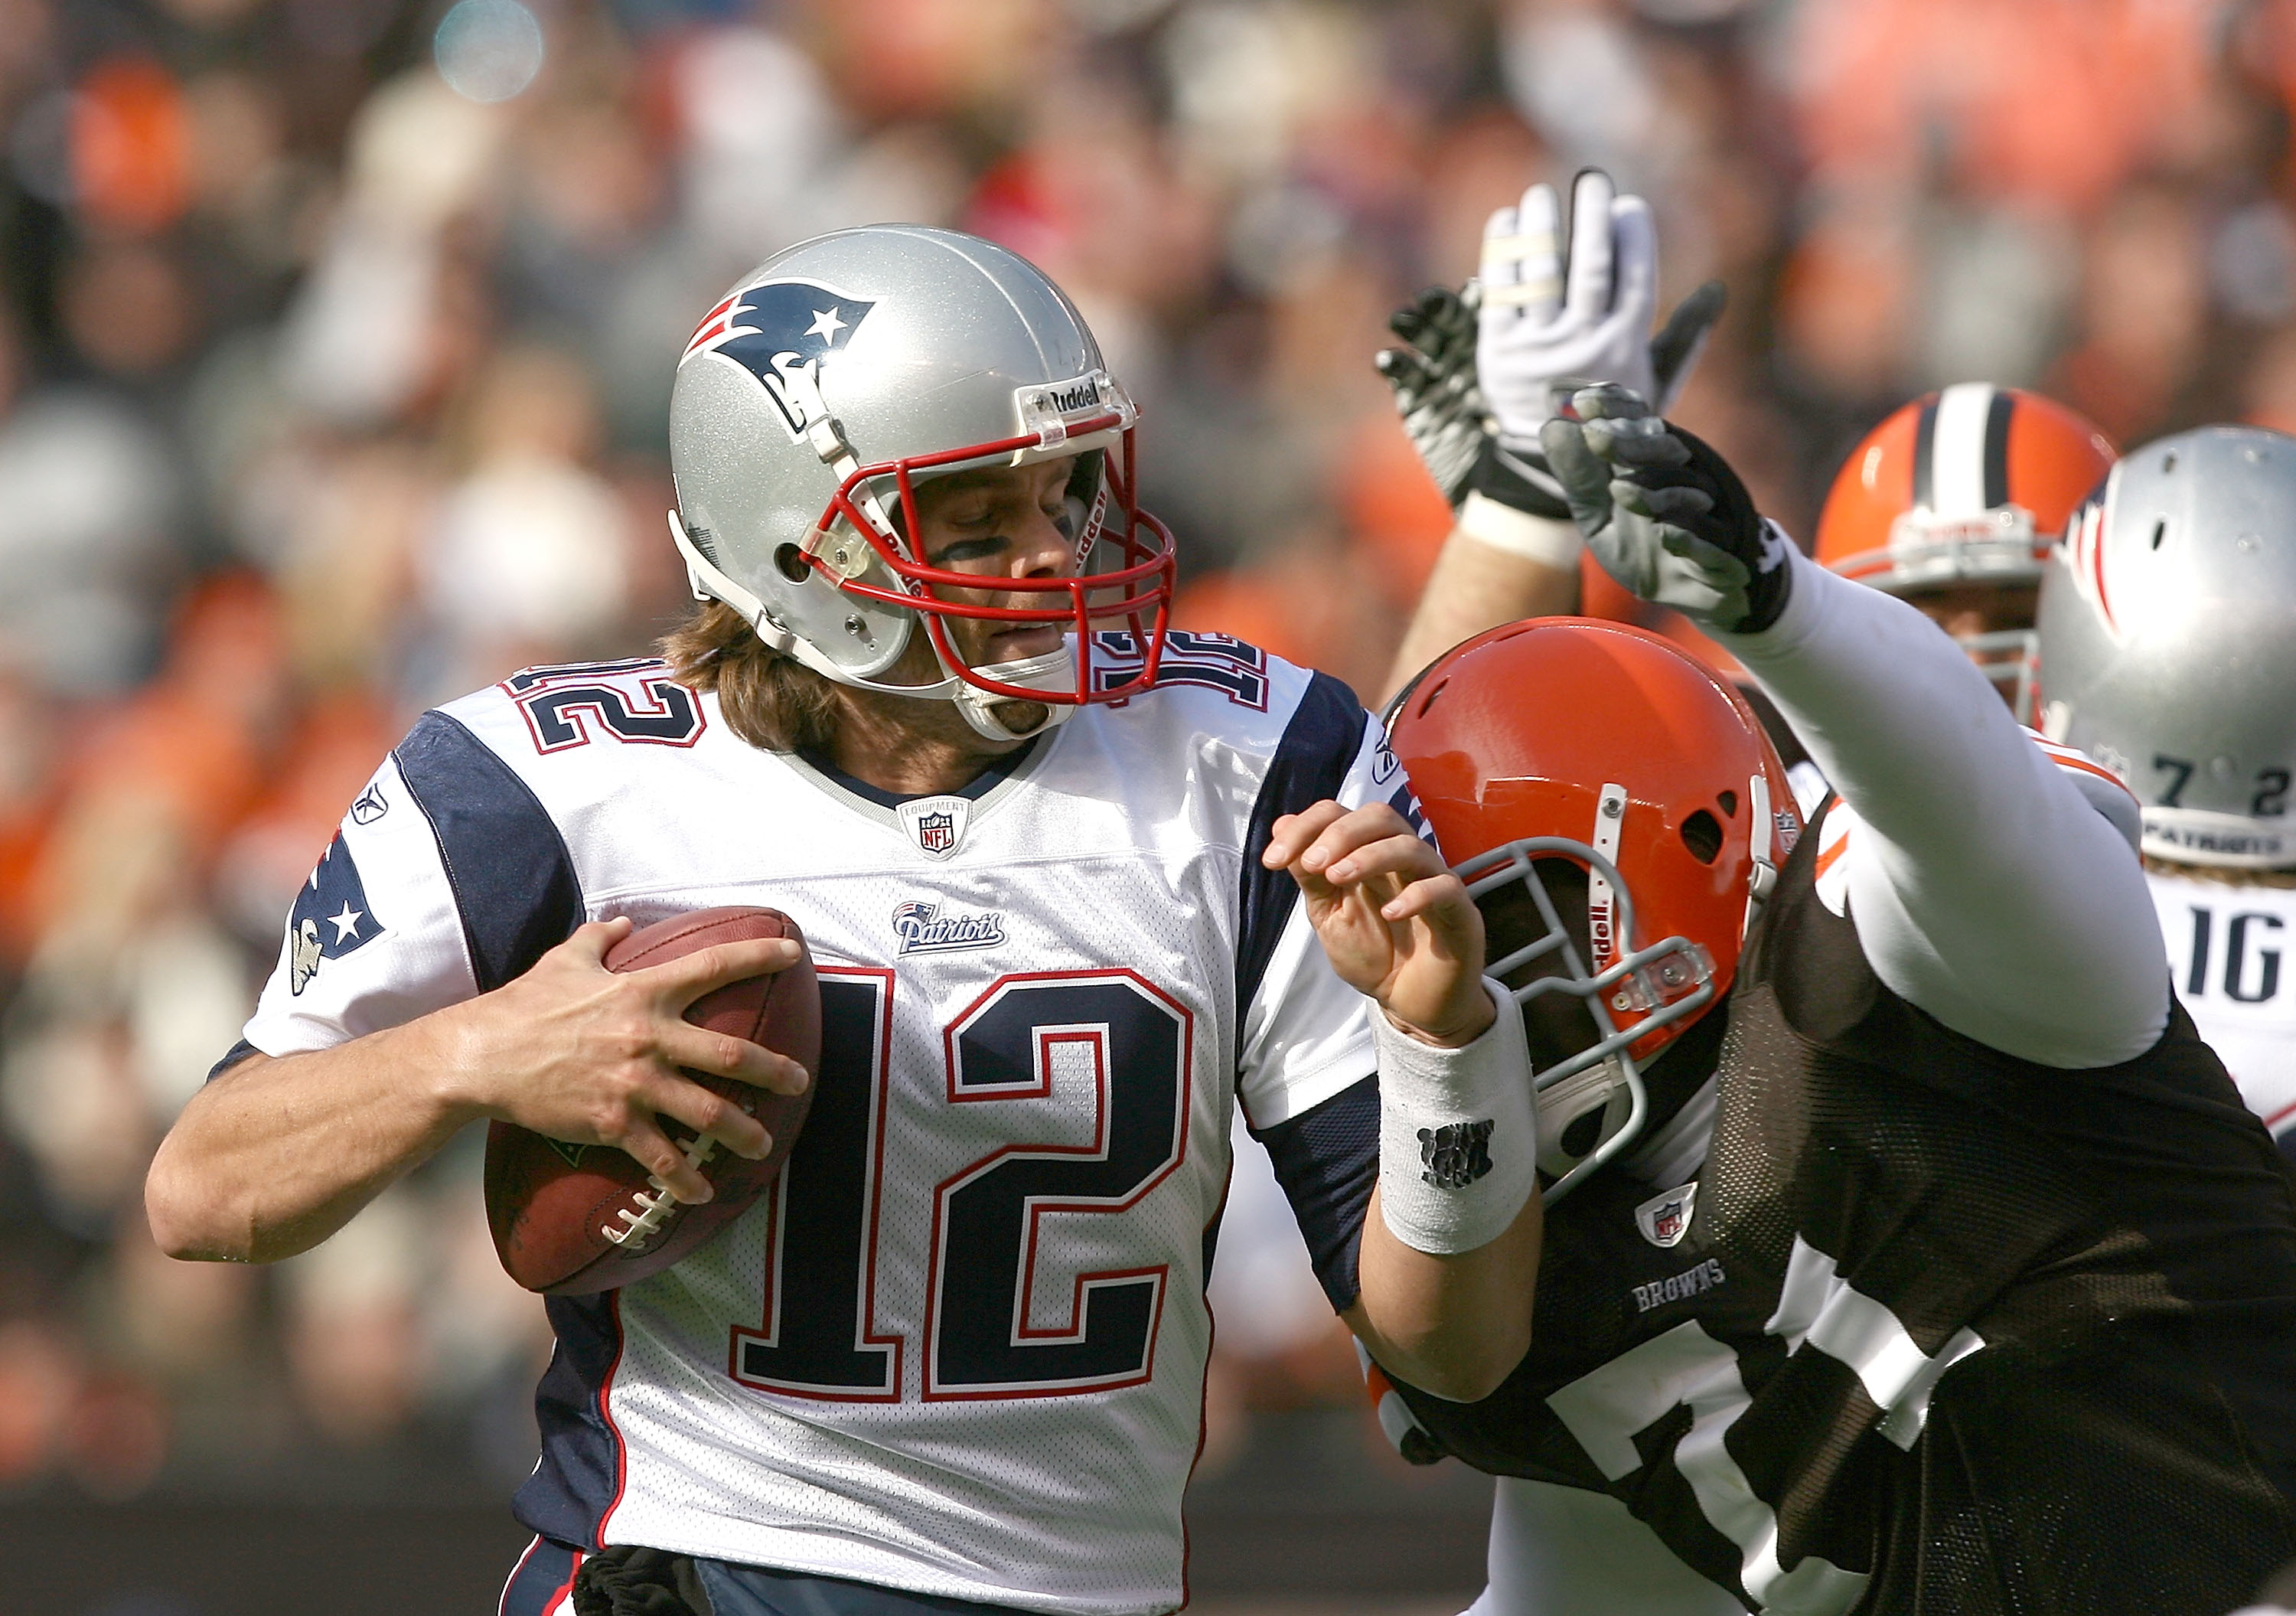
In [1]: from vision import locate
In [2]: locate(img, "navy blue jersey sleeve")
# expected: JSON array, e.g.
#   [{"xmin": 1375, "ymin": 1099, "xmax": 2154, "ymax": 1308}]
[
  {"xmin": 393, "ymin": 711, "xmax": 585, "ymax": 992},
  {"xmin": 1252, "ymin": 1075, "xmax": 1380, "ymax": 1312},
  {"xmin": 1234, "ymin": 672, "xmax": 1392, "ymax": 1128},
  {"xmin": 236, "ymin": 710, "xmax": 585, "ymax": 1058},
  {"xmin": 1234, "ymin": 671, "xmax": 1364, "ymax": 1019}
]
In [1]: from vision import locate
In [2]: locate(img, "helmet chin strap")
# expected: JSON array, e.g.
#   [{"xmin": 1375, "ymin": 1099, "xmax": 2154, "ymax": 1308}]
[
  {"xmin": 943, "ymin": 644, "xmax": 1079, "ymax": 743},
  {"xmin": 670, "ymin": 508, "xmax": 1074, "ymax": 742}
]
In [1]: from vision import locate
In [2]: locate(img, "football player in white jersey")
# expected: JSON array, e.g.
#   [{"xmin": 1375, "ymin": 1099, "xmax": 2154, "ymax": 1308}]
[
  {"xmin": 1804, "ymin": 410, "xmax": 2296, "ymax": 1166},
  {"xmin": 143, "ymin": 227, "xmax": 1547, "ymax": 1616},
  {"xmin": 2037, "ymin": 425, "xmax": 2296, "ymax": 1161}
]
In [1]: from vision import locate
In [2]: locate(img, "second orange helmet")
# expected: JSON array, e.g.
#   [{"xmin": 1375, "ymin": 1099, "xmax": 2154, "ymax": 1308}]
[{"xmin": 1814, "ymin": 384, "xmax": 2115, "ymax": 593}]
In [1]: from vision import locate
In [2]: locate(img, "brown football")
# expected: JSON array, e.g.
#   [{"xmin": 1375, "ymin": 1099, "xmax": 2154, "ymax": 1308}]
[{"xmin": 483, "ymin": 907, "xmax": 820, "ymax": 1295}]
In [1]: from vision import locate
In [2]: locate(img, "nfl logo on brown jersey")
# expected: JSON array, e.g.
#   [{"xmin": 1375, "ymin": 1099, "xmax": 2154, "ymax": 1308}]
[{"xmin": 1635, "ymin": 1181, "xmax": 1698, "ymax": 1248}]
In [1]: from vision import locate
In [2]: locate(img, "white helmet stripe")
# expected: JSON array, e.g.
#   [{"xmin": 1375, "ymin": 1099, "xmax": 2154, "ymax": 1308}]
[{"xmin": 1927, "ymin": 383, "xmax": 2001, "ymax": 518}]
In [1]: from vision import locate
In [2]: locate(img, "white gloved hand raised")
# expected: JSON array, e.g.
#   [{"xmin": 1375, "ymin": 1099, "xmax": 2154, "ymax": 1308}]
[{"xmin": 1475, "ymin": 170, "xmax": 1725, "ymax": 512}]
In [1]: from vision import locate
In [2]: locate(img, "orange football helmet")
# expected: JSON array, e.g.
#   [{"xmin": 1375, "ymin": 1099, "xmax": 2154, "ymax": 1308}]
[
  {"xmin": 1815, "ymin": 384, "xmax": 2115, "ymax": 720},
  {"xmin": 1389, "ymin": 619, "xmax": 1800, "ymax": 1196}
]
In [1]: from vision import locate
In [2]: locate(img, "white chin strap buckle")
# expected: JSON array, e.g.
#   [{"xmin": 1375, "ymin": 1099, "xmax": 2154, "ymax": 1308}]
[
  {"xmin": 950, "ymin": 645, "xmax": 1080, "ymax": 742},
  {"xmin": 1743, "ymin": 770, "xmax": 1778, "ymax": 938},
  {"xmin": 1535, "ymin": 1056, "xmax": 1632, "ymax": 1179}
]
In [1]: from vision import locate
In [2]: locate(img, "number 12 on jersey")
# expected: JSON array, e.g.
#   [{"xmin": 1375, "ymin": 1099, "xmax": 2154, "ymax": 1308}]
[{"xmin": 730, "ymin": 969, "xmax": 1194, "ymax": 1402}]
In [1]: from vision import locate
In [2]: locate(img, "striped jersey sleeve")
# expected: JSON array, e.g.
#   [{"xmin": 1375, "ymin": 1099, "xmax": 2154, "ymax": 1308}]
[
  {"xmin": 1231, "ymin": 673, "xmax": 1388, "ymax": 1129},
  {"xmin": 239, "ymin": 710, "xmax": 585, "ymax": 1057}
]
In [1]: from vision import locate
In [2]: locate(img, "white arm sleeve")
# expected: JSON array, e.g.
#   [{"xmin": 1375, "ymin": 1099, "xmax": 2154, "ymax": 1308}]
[{"xmin": 1714, "ymin": 550, "xmax": 2168, "ymax": 1068}]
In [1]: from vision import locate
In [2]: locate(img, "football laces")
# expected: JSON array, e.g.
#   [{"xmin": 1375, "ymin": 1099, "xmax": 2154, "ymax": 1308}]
[{"xmin": 601, "ymin": 1133, "xmax": 721, "ymax": 1252}]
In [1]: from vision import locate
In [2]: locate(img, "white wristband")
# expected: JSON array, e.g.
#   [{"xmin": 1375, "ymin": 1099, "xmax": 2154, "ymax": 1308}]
[
  {"xmin": 1375, "ymin": 980, "xmax": 1540, "ymax": 1255},
  {"xmin": 1458, "ymin": 491, "xmax": 1586, "ymax": 566}
]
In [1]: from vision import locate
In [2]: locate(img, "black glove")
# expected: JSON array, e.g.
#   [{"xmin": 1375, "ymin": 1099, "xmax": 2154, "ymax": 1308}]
[
  {"xmin": 1539, "ymin": 382, "xmax": 1794, "ymax": 634},
  {"xmin": 572, "ymin": 1546, "xmax": 713, "ymax": 1616},
  {"xmin": 1376, "ymin": 284, "xmax": 1566, "ymax": 517},
  {"xmin": 1378, "ymin": 279, "xmax": 1728, "ymax": 526}
]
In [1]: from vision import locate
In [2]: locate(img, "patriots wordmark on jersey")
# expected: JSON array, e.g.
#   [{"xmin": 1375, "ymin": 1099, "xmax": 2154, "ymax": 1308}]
[
  {"xmin": 240, "ymin": 648, "xmax": 1411, "ymax": 1616},
  {"xmin": 1384, "ymin": 801, "xmax": 2296, "ymax": 1616}
]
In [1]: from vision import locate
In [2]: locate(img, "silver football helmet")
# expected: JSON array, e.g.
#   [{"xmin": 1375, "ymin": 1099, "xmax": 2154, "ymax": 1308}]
[
  {"xmin": 667, "ymin": 225, "xmax": 1175, "ymax": 741},
  {"xmin": 2037, "ymin": 425, "xmax": 2296, "ymax": 869}
]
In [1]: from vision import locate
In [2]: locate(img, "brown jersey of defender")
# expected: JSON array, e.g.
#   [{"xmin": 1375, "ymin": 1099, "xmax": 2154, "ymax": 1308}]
[{"xmin": 1393, "ymin": 799, "xmax": 2296, "ymax": 1615}]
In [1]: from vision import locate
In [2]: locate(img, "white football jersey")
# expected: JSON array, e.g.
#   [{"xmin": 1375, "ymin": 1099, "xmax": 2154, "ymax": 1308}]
[
  {"xmin": 241, "ymin": 644, "xmax": 1397, "ymax": 1614},
  {"xmin": 2148, "ymin": 868, "xmax": 2296, "ymax": 1148}
]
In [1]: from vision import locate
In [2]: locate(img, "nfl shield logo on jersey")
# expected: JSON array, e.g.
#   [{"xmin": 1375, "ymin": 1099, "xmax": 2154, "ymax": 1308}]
[
  {"xmin": 916, "ymin": 812, "xmax": 955, "ymax": 854},
  {"xmin": 1635, "ymin": 1181, "xmax": 1698, "ymax": 1248},
  {"xmin": 897, "ymin": 795, "xmax": 970, "ymax": 860}
]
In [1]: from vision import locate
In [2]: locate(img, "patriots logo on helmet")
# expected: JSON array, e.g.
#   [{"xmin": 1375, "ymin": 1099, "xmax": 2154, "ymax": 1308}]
[
  {"xmin": 681, "ymin": 278, "xmax": 878, "ymax": 444},
  {"xmin": 2061, "ymin": 491, "xmax": 2118, "ymax": 637}
]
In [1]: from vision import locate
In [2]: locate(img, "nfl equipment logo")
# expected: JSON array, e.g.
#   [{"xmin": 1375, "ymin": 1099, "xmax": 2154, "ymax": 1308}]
[
  {"xmin": 1635, "ymin": 1181, "xmax": 1698, "ymax": 1249},
  {"xmin": 896, "ymin": 795, "xmax": 971, "ymax": 860}
]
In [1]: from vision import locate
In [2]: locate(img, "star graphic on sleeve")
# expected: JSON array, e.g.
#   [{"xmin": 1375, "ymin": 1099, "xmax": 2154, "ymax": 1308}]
[
  {"xmin": 328, "ymin": 903, "xmax": 364, "ymax": 945},
  {"xmin": 806, "ymin": 306, "xmax": 846, "ymax": 343}
]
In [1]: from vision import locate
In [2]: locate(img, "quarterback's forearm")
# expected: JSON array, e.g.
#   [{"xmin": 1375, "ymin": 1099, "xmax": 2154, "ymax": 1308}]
[
  {"xmin": 145, "ymin": 1023, "xmax": 478, "ymax": 1264},
  {"xmin": 1384, "ymin": 525, "xmax": 1580, "ymax": 705},
  {"xmin": 154, "ymin": 922, "xmax": 801, "ymax": 1263},
  {"xmin": 1345, "ymin": 1186, "xmax": 1540, "ymax": 1402},
  {"xmin": 1716, "ymin": 551, "xmax": 2167, "ymax": 1064}
]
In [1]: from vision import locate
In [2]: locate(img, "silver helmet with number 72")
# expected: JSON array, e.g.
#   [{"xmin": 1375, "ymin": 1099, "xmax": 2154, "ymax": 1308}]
[
  {"xmin": 2037, "ymin": 425, "xmax": 2296, "ymax": 869},
  {"xmin": 666, "ymin": 225, "xmax": 1176, "ymax": 740}
]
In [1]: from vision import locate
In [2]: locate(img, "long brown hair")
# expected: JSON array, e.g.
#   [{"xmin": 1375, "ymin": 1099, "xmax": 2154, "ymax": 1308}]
[{"xmin": 658, "ymin": 600, "xmax": 839, "ymax": 753}]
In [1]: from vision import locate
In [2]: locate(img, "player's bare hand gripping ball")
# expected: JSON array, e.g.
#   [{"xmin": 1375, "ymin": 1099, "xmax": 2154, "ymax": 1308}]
[
  {"xmin": 481, "ymin": 907, "xmax": 822, "ymax": 1294},
  {"xmin": 438, "ymin": 912, "xmax": 810, "ymax": 1204},
  {"xmin": 1264, "ymin": 801, "xmax": 1495, "ymax": 1048}
]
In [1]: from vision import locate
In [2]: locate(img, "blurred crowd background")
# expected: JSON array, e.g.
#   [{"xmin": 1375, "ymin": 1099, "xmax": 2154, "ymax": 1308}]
[{"xmin": 2, "ymin": 0, "xmax": 2294, "ymax": 1507}]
